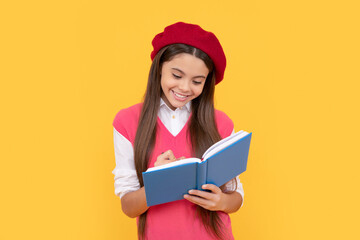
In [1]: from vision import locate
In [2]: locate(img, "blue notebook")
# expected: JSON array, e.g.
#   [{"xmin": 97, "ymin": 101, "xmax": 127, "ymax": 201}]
[{"xmin": 142, "ymin": 130, "xmax": 252, "ymax": 207}]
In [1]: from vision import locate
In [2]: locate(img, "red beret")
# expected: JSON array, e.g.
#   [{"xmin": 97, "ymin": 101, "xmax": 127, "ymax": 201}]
[{"xmin": 150, "ymin": 22, "xmax": 227, "ymax": 85}]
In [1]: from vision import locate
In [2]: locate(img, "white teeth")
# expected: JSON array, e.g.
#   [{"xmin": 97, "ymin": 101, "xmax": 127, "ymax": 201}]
[{"xmin": 173, "ymin": 91, "xmax": 187, "ymax": 99}]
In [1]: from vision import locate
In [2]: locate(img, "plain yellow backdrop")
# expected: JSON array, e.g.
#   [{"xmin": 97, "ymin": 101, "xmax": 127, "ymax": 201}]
[{"xmin": 1, "ymin": 0, "xmax": 359, "ymax": 239}]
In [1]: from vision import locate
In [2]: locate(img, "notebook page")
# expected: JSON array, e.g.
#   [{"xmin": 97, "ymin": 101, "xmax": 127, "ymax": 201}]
[
  {"xmin": 145, "ymin": 158, "xmax": 201, "ymax": 172},
  {"xmin": 202, "ymin": 130, "xmax": 244, "ymax": 159},
  {"xmin": 203, "ymin": 131, "xmax": 249, "ymax": 161}
]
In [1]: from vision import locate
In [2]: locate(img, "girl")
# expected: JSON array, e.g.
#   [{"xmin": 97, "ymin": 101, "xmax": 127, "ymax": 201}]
[{"xmin": 112, "ymin": 22, "xmax": 244, "ymax": 240}]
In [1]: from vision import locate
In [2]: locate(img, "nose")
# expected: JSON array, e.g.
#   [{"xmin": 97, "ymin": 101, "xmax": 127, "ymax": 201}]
[{"xmin": 178, "ymin": 79, "xmax": 191, "ymax": 92}]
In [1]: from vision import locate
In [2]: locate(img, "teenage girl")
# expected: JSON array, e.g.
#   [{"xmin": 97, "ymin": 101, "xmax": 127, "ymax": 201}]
[{"xmin": 112, "ymin": 22, "xmax": 244, "ymax": 240}]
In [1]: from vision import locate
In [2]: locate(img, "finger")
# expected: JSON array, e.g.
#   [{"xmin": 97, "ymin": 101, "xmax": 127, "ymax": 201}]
[
  {"xmin": 184, "ymin": 194, "xmax": 212, "ymax": 207},
  {"xmin": 163, "ymin": 150, "xmax": 176, "ymax": 160},
  {"xmin": 202, "ymin": 184, "xmax": 222, "ymax": 194},
  {"xmin": 158, "ymin": 150, "xmax": 174, "ymax": 161},
  {"xmin": 168, "ymin": 152, "xmax": 177, "ymax": 162},
  {"xmin": 178, "ymin": 156, "xmax": 186, "ymax": 160},
  {"xmin": 187, "ymin": 189, "xmax": 213, "ymax": 200}
]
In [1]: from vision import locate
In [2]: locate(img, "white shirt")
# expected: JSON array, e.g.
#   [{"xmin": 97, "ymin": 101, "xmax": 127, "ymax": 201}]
[{"xmin": 112, "ymin": 99, "xmax": 244, "ymax": 206}]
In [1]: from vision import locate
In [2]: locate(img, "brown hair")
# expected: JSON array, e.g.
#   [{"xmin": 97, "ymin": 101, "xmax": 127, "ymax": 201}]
[{"xmin": 134, "ymin": 43, "xmax": 236, "ymax": 239}]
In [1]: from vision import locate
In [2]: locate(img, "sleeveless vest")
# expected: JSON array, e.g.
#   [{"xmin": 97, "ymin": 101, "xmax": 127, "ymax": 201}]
[{"xmin": 113, "ymin": 103, "xmax": 235, "ymax": 240}]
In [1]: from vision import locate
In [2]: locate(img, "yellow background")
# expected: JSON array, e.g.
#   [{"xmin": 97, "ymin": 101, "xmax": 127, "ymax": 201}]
[{"xmin": 1, "ymin": 0, "xmax": 359, "ymax": 239}]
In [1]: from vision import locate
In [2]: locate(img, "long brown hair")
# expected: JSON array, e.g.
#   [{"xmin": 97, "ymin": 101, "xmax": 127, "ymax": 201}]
[{"xmin": 134, "ymin": 43, "xmax": 236, "ymax": 239}]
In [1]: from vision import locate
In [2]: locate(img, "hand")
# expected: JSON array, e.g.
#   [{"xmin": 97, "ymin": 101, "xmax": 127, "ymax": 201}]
[
  {"xmin": 154, "ymin": 150, "xmax": 185, "ymax": 167},
  {"xmin": 183, "ymin": 184, "xmax": 226, "ymax": 211}
]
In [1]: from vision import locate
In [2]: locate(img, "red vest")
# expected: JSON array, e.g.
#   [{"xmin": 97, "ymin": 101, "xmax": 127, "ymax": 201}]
[{"xmin": 113, "ymin": 103, "xmax": 235, "ymax": 240}]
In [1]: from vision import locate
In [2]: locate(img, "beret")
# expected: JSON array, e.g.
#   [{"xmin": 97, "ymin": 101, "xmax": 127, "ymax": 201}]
[{"xmin": 150, "ymin": 22, "xmax": 226, "ymax": 85}]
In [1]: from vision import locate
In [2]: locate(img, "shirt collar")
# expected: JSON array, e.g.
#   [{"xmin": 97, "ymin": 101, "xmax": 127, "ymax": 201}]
[{"xmin": 160, "ymin": 97, "xmax": 191, "ymax": 112}]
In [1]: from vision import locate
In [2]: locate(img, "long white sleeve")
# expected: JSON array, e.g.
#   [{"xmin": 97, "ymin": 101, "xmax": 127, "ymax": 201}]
[{"xmin": 112, "ymin": 128, "xmax": 140, "ymax": 199}]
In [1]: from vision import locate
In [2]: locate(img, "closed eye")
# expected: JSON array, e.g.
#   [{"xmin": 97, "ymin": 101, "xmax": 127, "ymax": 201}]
[
  {"xmin": 172, "ymin": 74, "xmax": 181, "ymax": 79},
  {"xmin": 193, "ymin": 80, "xmax": 202, "ymax": 85}
]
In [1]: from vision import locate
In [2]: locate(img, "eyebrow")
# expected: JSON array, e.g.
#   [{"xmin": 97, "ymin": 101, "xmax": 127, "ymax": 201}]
[{"xmin": 171, "ymin": 68, "xmax": 206, "ymax": 79}]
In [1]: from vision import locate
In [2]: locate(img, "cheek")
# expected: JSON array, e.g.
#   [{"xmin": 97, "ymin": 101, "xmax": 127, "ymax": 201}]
[
  {"xmin": 160, "ymin": 76, "xmax": 170, "ymax": 91},
  {"xmin": 193, "ymin": 86, "xmax": 205, "ymax": 97},
  {"xmin": 162, "ymin": 77, "xmax": 178, "ymax": 90}
]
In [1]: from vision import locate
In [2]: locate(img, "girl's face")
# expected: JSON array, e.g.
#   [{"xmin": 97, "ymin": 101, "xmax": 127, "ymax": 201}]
[{"xmin": 160, "ymin": 53, "xmax": 209, "ymax": 111}]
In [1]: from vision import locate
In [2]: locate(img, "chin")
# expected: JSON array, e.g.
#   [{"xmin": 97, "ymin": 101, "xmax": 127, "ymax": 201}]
[{"xmin": 171, "ymin": 102, "xmax": 186, "ymax": 109}]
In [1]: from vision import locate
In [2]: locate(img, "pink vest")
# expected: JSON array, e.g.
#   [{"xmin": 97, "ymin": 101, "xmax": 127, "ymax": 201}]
[{"xmin": 113, "ymin": 103, "xmax": 235, "ymax": 240}]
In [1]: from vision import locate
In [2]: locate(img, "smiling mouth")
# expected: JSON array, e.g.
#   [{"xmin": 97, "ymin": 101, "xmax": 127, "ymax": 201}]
[{"xmin": 172, "ymin": 90, "xmax": 189, "ymax": 100}]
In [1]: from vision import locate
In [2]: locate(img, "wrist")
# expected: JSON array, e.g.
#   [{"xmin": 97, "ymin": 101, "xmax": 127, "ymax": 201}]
[
  {"xmin": 221, "ymin": 191, "xmax": 242, "ymax": 213},
  {"xmin": 219, "ymin": 192, "xmax": 228, "ymax": 212}
]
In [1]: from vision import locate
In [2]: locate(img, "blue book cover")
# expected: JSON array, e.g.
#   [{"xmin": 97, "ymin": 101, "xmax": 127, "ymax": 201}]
[{"xmin": 142, "ymin": 131, "xmax": 252, "ymax": 207}]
